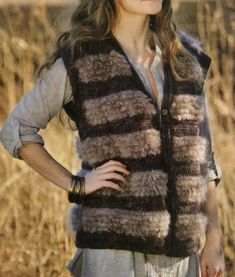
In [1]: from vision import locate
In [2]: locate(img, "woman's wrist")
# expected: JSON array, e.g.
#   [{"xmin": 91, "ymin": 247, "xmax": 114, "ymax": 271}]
[
  {"xmin": 68, "ymin": 174, "xmax": 86, "ymax": 204},
  {"xmin": 205, "ymin": 220, "xmax": 223, "ymax": 248}
]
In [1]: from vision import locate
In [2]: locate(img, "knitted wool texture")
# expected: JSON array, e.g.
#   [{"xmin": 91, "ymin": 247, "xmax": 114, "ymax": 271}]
[{"xmin": 62, "ymin": 30, "xmax": 212, "ymax": 257}]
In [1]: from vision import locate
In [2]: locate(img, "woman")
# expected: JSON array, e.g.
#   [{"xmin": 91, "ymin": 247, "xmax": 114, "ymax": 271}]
[{"xmin": 0, "ymin": 0, "xmax": 225, "ymax": 276}]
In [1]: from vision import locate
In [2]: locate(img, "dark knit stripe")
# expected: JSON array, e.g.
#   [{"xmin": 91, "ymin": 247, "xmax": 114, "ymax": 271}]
[
  {"xmin": 170, "ymin": 122, "xmax": 199, "ymax": 137},
  {"xmin": 165, "ymin": 235, "xmax": 200, "ymax": 257},
  {"xmin": 83, "ymin": 195, "xmax": 167, "ymax": 211},
  {"xmin": 89, "ymin": 155, "xmax": 166, "ymax": 172},
  {"xmin": 75, "ymin": 230, "xmax": 199, "ymax": 257},
  {"xmin": 78, "ymin": 75, "xmax": 141, "ymax": 100},
  {"xmin": 171, "ymin": 200, "xmax": 202, "ymax": 214},
  {"xmin": 81, "ymin": 114, "xmax": 160, "ymax": 139},
  {"xmin": 78, "ymin": 38, "xmax": 119, "ymax": 57},
  {"xmin": 174, "ymin": 80, "xmax": 202, "ymax": 95},
  {"xmin": 172, "ymin": 162, "xmax": 208, "ymax": 177},
  {"xmin": 75, "ymin": 230, "xmax": 166, "ymax": 255}
]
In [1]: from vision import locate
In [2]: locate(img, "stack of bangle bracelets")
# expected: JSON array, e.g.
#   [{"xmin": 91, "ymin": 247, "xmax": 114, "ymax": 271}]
[{"xmin": 68, "ymin": 174, "xmax": 86, "ymax": 204}]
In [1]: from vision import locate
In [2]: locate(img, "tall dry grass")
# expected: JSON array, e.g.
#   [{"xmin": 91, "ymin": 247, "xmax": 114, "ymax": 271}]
[
  {"xmin": 197, "ymin": 0, "xmax": 235, "ymax": 274},
  {"xmin": 0, "ymin": 1, "xmax": 234, "ymax": 276},
  {"xmin": 0, "ymin": 4, "xmax": 79, "ymax": 277}
]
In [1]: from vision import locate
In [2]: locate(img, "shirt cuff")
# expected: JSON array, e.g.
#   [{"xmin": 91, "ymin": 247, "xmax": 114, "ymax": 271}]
[
  {"xmin": 207, "ymin": 152, "xmax": 222, "ymax": 186},
  {"xmin": 13, "ymin": 135, "xmax": 45, "ymax": 160}
]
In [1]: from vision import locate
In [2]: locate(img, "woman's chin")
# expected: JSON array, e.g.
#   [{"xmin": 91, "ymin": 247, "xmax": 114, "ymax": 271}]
[{"xmin": 141, "ymin": 4, "xmax": 162, "ymax": 15}]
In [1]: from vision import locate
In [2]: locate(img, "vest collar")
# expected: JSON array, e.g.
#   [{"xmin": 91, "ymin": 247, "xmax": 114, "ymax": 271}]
[{"xmin": 107, "ymin": 29, "xmax": 211, "ymax": 74}]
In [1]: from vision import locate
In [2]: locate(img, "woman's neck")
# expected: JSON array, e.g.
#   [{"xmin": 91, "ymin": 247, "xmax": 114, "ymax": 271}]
[
  {"xmin": 111, "ymin": 13, "xmax": 156, "ymax": 69},
  {"xmin": 111, "ymin": 11, "xmax": 154, "ymax": 53}
]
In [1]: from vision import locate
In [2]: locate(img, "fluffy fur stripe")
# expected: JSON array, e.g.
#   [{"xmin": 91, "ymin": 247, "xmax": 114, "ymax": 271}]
[
  {"xmin": 74, "ymin": 170, "xmax": 168, "ymax": 211},
  {"xmin": 175, "ymin": 212, "xmax": 208, "ymax": 241},
  {"xmin": 80, "ymin": 206, "xmax": 171, "ymax": 239},
  {"xmin": 84, "ymin": 169, "xmax": 168, "ymax": 197},
  {"xmin": 79, "ymin": 129, "xmax": 161, "ymax": 165},
  {"xmin": 80, "ymin": 154, "xmax": 165, "ymax": 172},
  {"xmin": 76, "ymin": 50, "xmax": 132, "ymax": 83},
  {"xmin": 175, "ymin": 176, "xmax": 208, "ymax": 204},
  {"xmin": 66, "ymin": 204, "xmax": 83, "ymax": 234},
  {"xmin": 125, "ymin": 169, "xmax": 168, "ymax": 197},
  {"xmin": 83, "ymin": 90, "xmax": 156, "ymax": 125},
  {"xmin": 172, "ymin": 136, "xmax": 207, "ymax": 163},
  {"xmin": 170, "ymin": 95, "xmax": 205, "ymax": 122}
]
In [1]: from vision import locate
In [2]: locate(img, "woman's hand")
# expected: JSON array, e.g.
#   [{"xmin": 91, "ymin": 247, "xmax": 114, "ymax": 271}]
[
  {"xmin": 200, "ymin": 180, "xmax": 225, "ymax": 277},
  {"xmin": 200, "ymin": 236, "xmax": 225, "ymax": 277},
  {"xmin": 83, "ymin": 160, "xmax": 130, "ymax": 195}
]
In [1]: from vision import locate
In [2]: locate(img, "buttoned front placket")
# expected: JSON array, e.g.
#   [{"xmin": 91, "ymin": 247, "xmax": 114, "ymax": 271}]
[
  {"xmin": 159, "ymin": 57, "xmax": 175, "ymax": 255},
  {"xmin": 118, "ymin": 39, "xmax": 176, "ymax": 255}
]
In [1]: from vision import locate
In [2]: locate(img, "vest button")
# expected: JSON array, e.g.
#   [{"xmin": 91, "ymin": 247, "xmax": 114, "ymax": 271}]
[{"xmin": 161, "ymin": 109, "xmax": 168, "ymax": 115}]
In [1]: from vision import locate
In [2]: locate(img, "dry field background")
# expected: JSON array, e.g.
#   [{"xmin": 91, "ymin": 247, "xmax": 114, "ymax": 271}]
[{"xmin": 0, "ymin": 0, "xmax": 234, "ymax": 276}]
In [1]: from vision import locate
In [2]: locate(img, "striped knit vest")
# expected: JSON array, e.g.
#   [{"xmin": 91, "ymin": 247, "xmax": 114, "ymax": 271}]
[{"xmin": 62, "ymin": 30, "xmax": 212, "ymax": 257}]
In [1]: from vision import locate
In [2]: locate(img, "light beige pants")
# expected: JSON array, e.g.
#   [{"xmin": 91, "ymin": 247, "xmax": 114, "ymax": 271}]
[{"xmin": 66, "ymin": 248, "xmax": 201, "ymax": 277}]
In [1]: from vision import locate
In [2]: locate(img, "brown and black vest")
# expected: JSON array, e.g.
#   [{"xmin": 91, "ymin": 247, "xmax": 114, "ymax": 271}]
[{"xmin": 61, "ymin": 30, "xmax": 214, "ymax": 257}]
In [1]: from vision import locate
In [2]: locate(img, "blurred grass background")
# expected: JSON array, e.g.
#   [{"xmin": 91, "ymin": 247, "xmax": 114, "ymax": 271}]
[{"xmin": 0, "ymin": 0, "xmax": 234, "ymax": 276}]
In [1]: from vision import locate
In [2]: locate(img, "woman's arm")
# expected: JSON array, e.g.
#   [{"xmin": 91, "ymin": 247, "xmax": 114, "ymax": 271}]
[
  {"xmin": 200, "ymin": 180, "xmax": 225, "ymax": 277},
  {"xmin": 18, "ymin": 142, "xmax": 73, "ymax": 191},
  {"xmin": 199, "ymin": 89, "xmax": 225, "ymax": 275},
  {"xmin": 0, "ymin": 58, "xmax": 74, "ymax": 191},
  {"xmin": 205, "ymin": 181, "xmax": 223, "ymax": 242},
  {"xmin": 203, "ymin": 95, "xmax": 222, "ymax": 186},
  {"xmin": 18, "ymin": 140, "xmax": 130, "ymax": 195},
  {"xmin": 0, "ymin": 58, "xmax": 72, "ymax": 160},
  {"xmin": 0, "ymin": 57, "xmax": 129, "ymax": 195}
]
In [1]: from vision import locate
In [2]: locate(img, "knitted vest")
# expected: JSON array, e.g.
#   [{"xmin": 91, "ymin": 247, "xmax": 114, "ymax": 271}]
[{"xmin": 61, "ymin": 30, "xmax": 212, "ymax": 257}]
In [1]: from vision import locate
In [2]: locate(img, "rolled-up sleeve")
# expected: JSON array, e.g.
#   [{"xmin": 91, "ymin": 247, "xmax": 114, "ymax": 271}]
[
  {"xmin": 203, "ymin": 92, "xmax": 222, "ymax": 186},
  {"xmin": 0, "ymin": 57, "xmax": 72, "ymax": 160},
  {"xmin": 207, "ymin": 152, "xmax": 222, "ymax": 185}
]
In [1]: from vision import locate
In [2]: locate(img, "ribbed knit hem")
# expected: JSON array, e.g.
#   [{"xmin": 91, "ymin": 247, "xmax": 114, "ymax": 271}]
[
  {"xmin": 75, "ymin": 230, "xmax": 166, "ymax": 255},
  {"xmin": 75, "ymin": 230, "xmax": 200, "ymax": 257},
  {"xmin": 165, "ymin": 236, "xmax": 200, "ymax": 257}
]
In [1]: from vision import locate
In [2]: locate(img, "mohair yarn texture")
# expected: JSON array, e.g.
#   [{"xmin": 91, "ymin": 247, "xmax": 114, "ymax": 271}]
[{"xmin": 61, "ymin": 30, "xmax": 214, "ymax": 257}]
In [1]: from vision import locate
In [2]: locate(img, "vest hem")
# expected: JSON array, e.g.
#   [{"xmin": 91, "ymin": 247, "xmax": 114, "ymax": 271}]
[{"xmin": 75, "ymin": 230, "xmax": 199, "ymax": 258}]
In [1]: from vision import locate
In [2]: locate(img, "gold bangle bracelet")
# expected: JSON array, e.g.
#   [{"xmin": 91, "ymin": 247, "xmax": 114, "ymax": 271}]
[
  {"xmin": 77, "ymin": 176, "xmax": 85, "ymax": 204},
  {"xmin": 75, "ymin": 178, "xmax": 81, "ymax": 202},
  {"xmin": 68, "ymin": 175, "xmax": 79, "ymax": 203},
  {"xmin": 68, "ymin": 175, "xmax": 86, "ymax": 204}
]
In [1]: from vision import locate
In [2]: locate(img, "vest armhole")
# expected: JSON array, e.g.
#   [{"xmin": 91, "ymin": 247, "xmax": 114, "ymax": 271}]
[
  {"xmin": 60, "ymin": 48, "xmax": 77, "ymax": 122},
  {"xmin": 178, "ymin": 30, "xmax": 212, "ymax": 79},
  {"xmin": 60, "ymin": 47, "xmax": 72, "ymax": 71},
  {"xmin": 63, "ymin": 100, "xmax": 77, "ymax": 122}
]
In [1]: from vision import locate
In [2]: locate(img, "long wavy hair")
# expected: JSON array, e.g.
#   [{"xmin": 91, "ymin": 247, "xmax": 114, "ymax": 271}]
[{"xmin": 37, "ymin": 0, "xmax": 204, "ymax": 128}]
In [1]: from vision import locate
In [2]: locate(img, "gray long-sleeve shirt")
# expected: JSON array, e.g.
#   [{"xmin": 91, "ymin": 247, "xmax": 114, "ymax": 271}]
[{"xmin": 0, "ymin": 32, "xmax": 222, "ymax": 183}]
